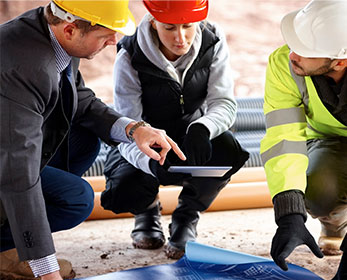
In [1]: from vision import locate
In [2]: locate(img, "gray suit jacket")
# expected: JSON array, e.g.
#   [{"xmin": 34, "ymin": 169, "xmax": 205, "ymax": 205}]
[{"xmin": 0, "ymin": 7, "xmax": 122, "ymax": 260}]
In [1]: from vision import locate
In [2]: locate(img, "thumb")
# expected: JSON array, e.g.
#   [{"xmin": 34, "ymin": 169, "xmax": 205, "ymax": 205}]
[
  {"xmin": 306, "ymin": 236, "xmax": 324, "ymax": 258},
  {"xmin": 276, "ymin": 253, "xmax": 289, "ymax": 271},
  {"xmin": 276, "ymin": 243, "xmax": 294, "ymax": 271}
]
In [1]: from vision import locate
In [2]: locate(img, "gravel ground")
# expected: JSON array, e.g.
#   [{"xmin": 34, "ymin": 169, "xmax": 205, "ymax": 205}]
[{"xmin": 53, "ymin": 208, "xmax": 340, "ymax": 280}]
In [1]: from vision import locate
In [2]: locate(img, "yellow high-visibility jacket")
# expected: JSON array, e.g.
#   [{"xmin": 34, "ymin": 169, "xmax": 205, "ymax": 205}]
[{"xmin": 260, "ymin": 45, "xmax": 347, "ymax": 198}]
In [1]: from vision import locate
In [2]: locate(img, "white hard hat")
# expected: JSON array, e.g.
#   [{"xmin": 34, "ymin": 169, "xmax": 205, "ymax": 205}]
[{"xmin": 281, "ymin": 0, "xmax": 347, "ymax": 59}]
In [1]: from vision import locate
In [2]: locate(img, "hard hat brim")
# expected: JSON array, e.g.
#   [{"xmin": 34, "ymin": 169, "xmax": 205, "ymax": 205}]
[
  {"xmin": 281, "ymin": 9, "xmax": 330, "ymax": 59},
  {"xmin": 105, "ymin": 10, "xmax": 136, "ymax": 36}
]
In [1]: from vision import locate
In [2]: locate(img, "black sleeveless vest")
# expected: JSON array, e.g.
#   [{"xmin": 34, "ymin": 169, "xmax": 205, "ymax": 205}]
[{"xmin": 117, "ymin": 23, "xmax": 220, "ymax": 141}]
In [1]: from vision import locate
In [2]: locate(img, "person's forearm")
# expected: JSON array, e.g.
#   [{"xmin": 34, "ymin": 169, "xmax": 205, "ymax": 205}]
[
  {"xmin": 110, "ymin": 117, "xmax": 134, "ymax": 143},
  {"xmin": 118, "ymin": 142, "xmax": 153, "ymax": 175}
]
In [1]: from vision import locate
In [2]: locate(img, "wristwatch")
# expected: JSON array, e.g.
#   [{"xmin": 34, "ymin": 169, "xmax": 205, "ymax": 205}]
[{"xmin": 128, "ymin": 121, "xmax": 150, "ymax": 142}]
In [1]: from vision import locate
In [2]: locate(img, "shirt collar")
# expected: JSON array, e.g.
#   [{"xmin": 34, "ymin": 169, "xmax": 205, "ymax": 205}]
[{"xmin": 48, "ymin": 24, "xmax": 71, "ymax": 74}]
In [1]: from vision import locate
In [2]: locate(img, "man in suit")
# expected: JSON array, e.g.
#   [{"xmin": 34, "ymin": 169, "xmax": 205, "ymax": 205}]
[{"xmin": 0, "ymin": 1, "xmax": 185, "ymax": 279}]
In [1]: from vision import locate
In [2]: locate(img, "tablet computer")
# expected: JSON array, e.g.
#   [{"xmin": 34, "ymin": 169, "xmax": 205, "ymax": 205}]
[{"xmin": 168, "ymin": 166, "xmax": 232, "ymax": 177}]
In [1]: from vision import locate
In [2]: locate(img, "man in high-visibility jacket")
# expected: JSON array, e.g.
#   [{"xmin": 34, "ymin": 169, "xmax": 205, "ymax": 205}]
[{"xmin": 260, "ymin": 0, "xmax": 347, "ymax": 277}]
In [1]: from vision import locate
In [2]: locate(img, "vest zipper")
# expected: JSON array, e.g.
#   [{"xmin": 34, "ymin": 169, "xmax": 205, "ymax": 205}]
[{"xmin": 180, "ymin": 95, "xmax": 185, "ymax": 114}]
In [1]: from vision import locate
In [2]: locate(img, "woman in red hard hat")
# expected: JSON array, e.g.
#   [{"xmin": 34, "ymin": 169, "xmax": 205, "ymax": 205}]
[{"xmin": 102, "ymin": 0, "xmax": 249, "ymax": 259}]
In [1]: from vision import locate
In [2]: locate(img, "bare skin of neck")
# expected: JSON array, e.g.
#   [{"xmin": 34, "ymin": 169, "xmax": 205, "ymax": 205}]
[{"xmin": 325, "ymin": 63, "xmax": 347, "ymax": 84}]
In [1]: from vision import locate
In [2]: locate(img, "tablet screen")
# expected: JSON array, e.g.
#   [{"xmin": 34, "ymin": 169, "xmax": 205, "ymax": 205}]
[{"xmin": 168, "ymin": 166, "xmax": 232, "ymax": 177}]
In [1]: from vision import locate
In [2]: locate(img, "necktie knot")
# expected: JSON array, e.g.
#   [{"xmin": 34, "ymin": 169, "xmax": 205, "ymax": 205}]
[{"xmin": 64, "ymin": 62, "xmax": 72, "ymax": 80}]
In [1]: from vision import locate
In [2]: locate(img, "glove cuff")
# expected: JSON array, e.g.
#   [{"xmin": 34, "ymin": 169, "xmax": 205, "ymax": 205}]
[
  {"xmin": 273, "ymin": 190, "xmax": 307, "ymax": 224},
  {"xmin": 149, "ymin": 159, "xmax": 158, "ymax": 177},
  {"xmin": 188, "ymin": 123, "xmax": 210, "ymax": 138}
]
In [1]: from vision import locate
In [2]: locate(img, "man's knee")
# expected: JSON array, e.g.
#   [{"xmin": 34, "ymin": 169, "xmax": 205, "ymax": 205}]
[
  {"xmin": 306, "ymin": 168, "xmax": 346, "ymax": 217},
  {"xmin": 47, "ymin": 177, "xmax": 94, "ymax": 232},
  {"xmin": 78, "ymin": 179, "xmax": 95, "ymax": 217},
  {"xmin": 306, "ymin": 137, "xmax": 347, "ymax": 217},
  {"xmin": 65, "ymin": 178, "xmax": 94, "ymax": 226}
]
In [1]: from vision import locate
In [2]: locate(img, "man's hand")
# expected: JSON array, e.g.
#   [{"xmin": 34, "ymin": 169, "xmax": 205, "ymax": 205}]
[
  {"xmin": 41, "ymin": 271, "xmax": 63, "ymax": 280},
  {"xmin": 183, "ymin": 123, "xmax": 212, "ymax": 165},
  {"xmin": 271, "ymin": 214, "xmax": 323, "ymax": 271},
  {"xmin": 128, "ymin": 123, "xmax": 186, "ymax": 165}
]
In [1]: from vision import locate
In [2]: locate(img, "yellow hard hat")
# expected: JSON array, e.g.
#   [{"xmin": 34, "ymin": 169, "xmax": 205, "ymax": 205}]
[{"xmin": 52, "ymin": 0, "xmax": 136, "ymax": 35}]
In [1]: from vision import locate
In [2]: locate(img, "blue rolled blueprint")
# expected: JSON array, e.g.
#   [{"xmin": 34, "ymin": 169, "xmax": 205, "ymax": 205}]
[{"xmin": 78, "ymin": 241, "xmax": 323, "ymax": 280}]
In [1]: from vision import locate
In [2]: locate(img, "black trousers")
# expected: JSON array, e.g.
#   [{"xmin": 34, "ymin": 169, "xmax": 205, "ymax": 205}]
[{"xmin": 101, "ymin": 130, "xmax": 249, "ymax": 223}]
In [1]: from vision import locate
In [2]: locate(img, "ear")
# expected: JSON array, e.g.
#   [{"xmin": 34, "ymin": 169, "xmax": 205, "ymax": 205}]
[
  {"xmin": 63, "ymin": 23, "xmax": 78, "ymax": 40},
  {"xmin": 150, "ymin": 20, "xmax": 157, "ymax": 31},
  {"xmin": 331, "ymin": 59, "xmax": 347, "ymax": 72},
  {"xmin": 338, "ymin": 59, "xmax": 347, "ymax": 67}
]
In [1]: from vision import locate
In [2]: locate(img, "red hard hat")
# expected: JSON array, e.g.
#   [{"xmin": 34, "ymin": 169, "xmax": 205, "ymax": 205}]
[{"xmin": 143, "ymin": 0, "xmax": 209, "ymax": 24}]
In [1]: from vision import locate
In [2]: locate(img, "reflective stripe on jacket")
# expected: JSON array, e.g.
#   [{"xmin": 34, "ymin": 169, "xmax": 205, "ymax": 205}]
[{"xmin": 260, "ymin": 45, "xmax": 347, "ymax": 198}]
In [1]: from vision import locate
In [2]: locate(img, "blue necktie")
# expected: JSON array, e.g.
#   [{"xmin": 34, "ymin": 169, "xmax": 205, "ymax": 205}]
[
  {"xmin": 58, "ymin": 63, "xmax": 73, "ymax": 170},
  {"xmin": 60, "ymin": 63, "xmax": 73, "ymax": 121}
]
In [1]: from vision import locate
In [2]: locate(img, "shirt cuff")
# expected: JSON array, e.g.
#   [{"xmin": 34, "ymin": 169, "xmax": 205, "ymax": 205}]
[
  {"xmin": 110, "ymin": 117, "xmax": 134, "ymax": 143},
  {"xmin": 28, "ymin": 254, "xmax": 59, "ymax": 277}
]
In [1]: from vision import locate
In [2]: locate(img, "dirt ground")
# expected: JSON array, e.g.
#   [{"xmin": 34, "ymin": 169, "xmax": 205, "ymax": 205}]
[
  {"xmin": 53, "ymin": 208, "xmax": 340, "ymax": 280},
  {"xmin": 0, "ymin": 0, "xmax": 341, "ymax": 279}
]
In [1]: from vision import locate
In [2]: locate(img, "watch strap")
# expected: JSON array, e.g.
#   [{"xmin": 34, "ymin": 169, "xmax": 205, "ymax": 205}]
[{"xmin": 128, "ymin": 121, "xmax": 150, "ymax": 142}]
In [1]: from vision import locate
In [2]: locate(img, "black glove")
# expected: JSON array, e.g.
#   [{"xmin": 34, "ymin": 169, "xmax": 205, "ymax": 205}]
[
  {"xmin": 183, "ymin": 124, "xmax": 212, "ymax": 166},
  {"xmin": 332, "ymin": 234, "xmax": 347, "ymax": 280},
  {"xmin": 149, "ymin": 159, "xmax": 190, "ymax": 186},
  {"xmin": 271, "ymin": 214, "xmax": 323, "ymax": 271}
]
